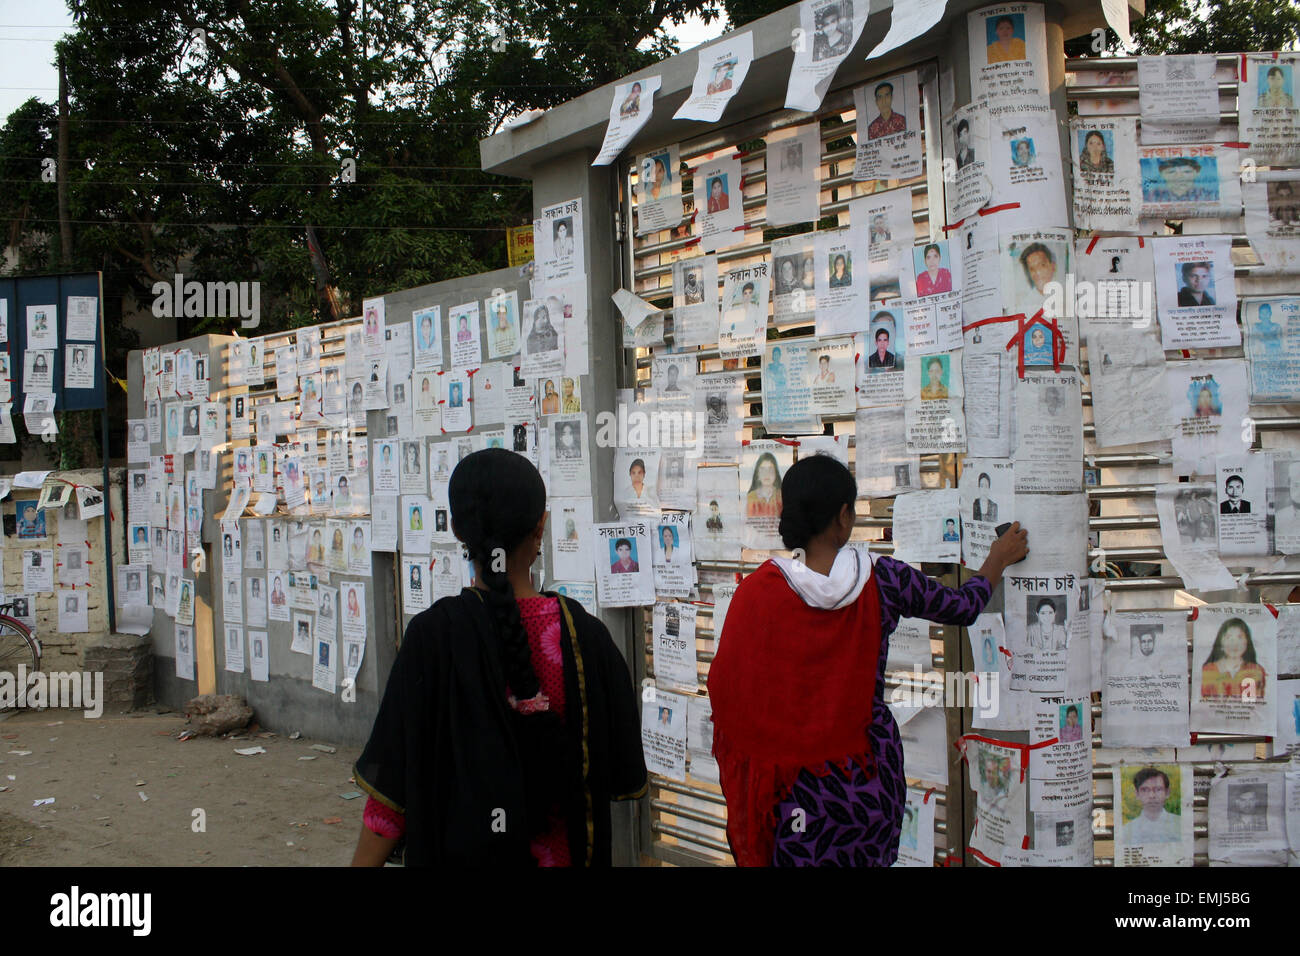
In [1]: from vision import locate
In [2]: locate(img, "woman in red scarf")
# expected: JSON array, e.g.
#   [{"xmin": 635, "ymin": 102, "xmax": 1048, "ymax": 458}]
[{"xmin": 709, "ymin": 455, "xmax": 1027, "ymax": 866}]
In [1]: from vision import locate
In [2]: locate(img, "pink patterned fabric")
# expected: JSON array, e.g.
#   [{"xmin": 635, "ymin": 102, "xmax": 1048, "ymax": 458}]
[
  {"xmin": 364, "ymin": 795, "xmax": 406, "ymax": 839},
  {"xmin": 516, "ymin": 595, "xmax": 571, "ymax": 867}
]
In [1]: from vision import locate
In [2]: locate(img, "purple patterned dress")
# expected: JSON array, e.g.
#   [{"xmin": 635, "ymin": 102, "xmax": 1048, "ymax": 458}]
[{"xmin": 770, "ymin": 556, "xmax": 992, "ymax": 867}]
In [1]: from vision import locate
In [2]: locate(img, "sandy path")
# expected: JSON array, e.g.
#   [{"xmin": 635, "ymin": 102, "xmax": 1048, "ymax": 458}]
[{"xmin": 0, "ymin": 707, "xmax": 365, "ymax": 866}]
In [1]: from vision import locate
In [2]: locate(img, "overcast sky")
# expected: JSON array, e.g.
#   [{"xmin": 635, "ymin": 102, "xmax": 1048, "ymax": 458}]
[{"xmin": 0, "ymin": 4, "xmax": 725, "ymax": 125}]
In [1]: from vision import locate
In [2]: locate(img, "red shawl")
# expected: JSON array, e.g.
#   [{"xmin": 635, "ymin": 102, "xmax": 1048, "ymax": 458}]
[{"xmin": 708, "ymin": 560, "xmax": 882, "ymax": 867}]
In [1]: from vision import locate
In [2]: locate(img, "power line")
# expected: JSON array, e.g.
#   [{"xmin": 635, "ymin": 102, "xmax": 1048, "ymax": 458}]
[{"xmin": 18, "ymin": 216, "xmax": 515, "ymax": 231}]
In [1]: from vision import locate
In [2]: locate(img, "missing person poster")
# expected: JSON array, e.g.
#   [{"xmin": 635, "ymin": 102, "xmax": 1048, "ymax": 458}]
[
  {"xmin": 641, "ymin": 689, "xmax": 688, "ymax": 781},
  {"xmin": 785, "ymin": 0, "xmax": 868, "ymax": 112},
  {"xmin": 1208, "ymin": 768, "xmax": 1289, "ymax": 866},
  {"xmin": 740, "ymin": 440, "xmax": 794, "ymax": 550},
  {"xmin": 966, "ymin": 3, "xmax": 1048, "ymax": 103},
  {"xmin": 854, "ymin": 405, "xmax": 919, "ymax": 498},
  {"xmin": 946, "ymin": 102, "xmax": 992, "ymax": 223},
  {"xmin": 718, "ymin": 262, "xmax": 769, "ymax": 359},
  {"xmin": 1138, "ymin": 144, "xmax": 1242, "ymax": 220},
  {"xmin": 634, "ymin": 145, "xmax": 685, "ymax": 236},
  {"xmin": 696, "ymin": 155, "xmax": 744, "ymax": 252},
  {"xmin": 1190, "ymin": 602, "xmax": 1277, "ymax": 737},
  {"xmin": 893, "ymin": 787, "xmax": 937, "ymax": 867},
  {"xmin": 1242, "ymin": 297, "xmax": 1300, "ymax": 402},
  {"xmin": 852, "ymin": 71, "xmax": 921, "ymax": 181},
  {"xmin": 652, "ymin": 512, "xmax": 695, "ymax": 598},
  {"xmin": 1165, "ymin": 359, "xmax": 1250, "ymax": 477},
  {"xmin": 765, "ymin": 124, "xmax": 822, "ymax": 227},
  {"xmin": 1029, "ymin": 695, "xmax": 1092, "ymax": 812},
  {"xmin": 1013, "ymin": 372, "xmax": 1083, "ymax": 493},
  {"xmin": 1138, "ymin": 54, "xmax": 1219, "ymax": 144},
  {"xmin": 1151, "ymin": 235, "xmax": 1239, "ymax": 349},
  {"xmin": 1238, "ymin": 54, "xmax": 1300, "ymax": 167},
  {"xmin": 771, "ymin": 233, "xmax": 817, "ymax": 325},
  {"xmin": 1215, "ymin": 452, "xmax": 1268, "ymax": 557},
  {"xmin": 1089, "ymin": 330, "xmax": 1171, "ymax": 448},
  {"xmin": 960, "ymin": 458, "xmax": 1014, "ymax": 567},
  {"xmin": 857, "ymin": 304, "xmax": 907, "ymax": 407},
  {"xmin": 673, "ymin": 32, "xmax": 753, "ymax": 123},
  {"xmin": 697, "ymin": 371, "xmax": 744, "ymax": 462},
  {"xmin": 593, "ymin": 521, "xmax": 655, "ymax": 607},
  {"xmin": 1113, "ymin": 764, "xmax": 1194, "ymax": 866},
  {"xmin": 1004, "ymin": 571, "xmax": 1085, "ymax": 693},
  {"xmin": 963, "ymin": 736, "xmax": 1029, "ymax": 867},
  {"xmin": 988, "ymin": 106, "xmax": 1067, "ymax": 227},
  {"xmin": 904, "ymin": 350, "xmax": 965, "ymax": 453},
  {"xmin": 1153, "ymin": 482, "xmax": 1236, "ymax": 592},
  {"xmin": 672, "ymin": 256, "xmax": 720, "ymax": 350},
  {"xmin": 653, "ymin": 602, "xmax": 698, "ymax": 693},
  {"xmin": 1070, "ymin": 116, "xmax": 1141, "ymax": 232},
  {"xmin": 593, "ymin": 75, "xmax": 661, "ymax": 167},
  {"xmin": 813, "ymin": 226, "xmax": 868, "ymax": 337},
  {"xmin": 891, "ymin": 489, "xmax": 961, "ymax": 563},
  {"xmin": 1103, "ymin": 611, "xmax": 1191, "ymax": 747},
  {"xmin": 696, "ymin": 466, "xmax": 742, "ymax": 561}
]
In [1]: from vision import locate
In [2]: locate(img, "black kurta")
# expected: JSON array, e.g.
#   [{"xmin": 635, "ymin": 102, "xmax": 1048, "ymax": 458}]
[{"xmin": 354, "ymin": 588, "xmax": 647, "ymax": 866}]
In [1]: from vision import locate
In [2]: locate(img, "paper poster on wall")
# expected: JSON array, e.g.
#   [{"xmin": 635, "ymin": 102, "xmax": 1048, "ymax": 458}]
[
  {"xmin": 966, "ymin": 3, "xmax": 1048, "ymax": 103},
  {"xmin": 1103, "ymin": 611, "xmax": 1191, "ymax": 747},
  {"xmin": 852, "ymin": 71, "xmax": 921, "ymax": 181},
  {"xmin": 633, "ymin": 146, "xmax": 684, "ymax": 240},
  {"xmin": 904, "ymin": 351, "xmax": 965, "ymax": 454},
  {"xmin": 535, "ymin": 197, "xmax": 584, "ymax": 285},
  {"xmin": 593, "ymin": 75, "xmax": 661, "ymax": 167},
  {"xmin": 718, "ymin": 262, "xmax": 769, "ymax": 359},
  {"xmin": 1215, "ymin": 453, "xmax": 1268, "ymax": 558},
  {"xmin": 550, "ymin": 496, "xmax": 595, "ymax": 582},
  {"xmin": 1208, "ymin": 769, "xmax": 1289, "ymax": 866},
  {"xmin": 967, "ymin": 613, "xmax": 1030, "ymax": 731},
  {"xmin": 987, "ymin": 107, "xmax": 1067, "ymax": 228},
  {"xmin": 891, "ymin": 489, "xmax": 961, "ymax": 563},
  {"xmin": 695, "ymin": 466, "xmax": 742, "ymax": 560},
  {"xmin": 441, "ymin": 369, "xmax": 472, "ymax": 433},
  {"xmin": 1029, "ymin": 694, "xmax": 1092, "ymax": 812},
  {"xmin": 1013, "ymin": 372, "xmax": 1083, "ymax": 493},
  {"xmin": 856, "ymin": 305, "xmax": 906, "ymax": 407},
  {"xmin": 893, "ymin": 787, "xmax": 937, "ymax": 867},
  {"xmin": 854, "ymin": 405, "xmax": 919, "ymax": 498},
  {"xmin": 447, "ymin": 302, "xmax": 482, "ymax": 371},
  {"xmin": 1070, "ymin": 116, "xmax": 1142, "ymax": 232},
  {"xmin": 812, "ymin": 227, "xmax": 867, "ymax": 337},
  {"xmin": 765, "ymin": 123, "xmax": 821, "ymax": 228},
  {"xmin": 411, "ymin": 305, "xmax": 444, "ymax": 371},
  {"xmin": 641, "ymin": 689, "xmax": 688, "ymax": 781},
  {"xmin": 960, "ymin": 458, "xmax": 1014, "ymax": 566},
  {"xmin": 1165, "ymin": 359, "xmax": 1250, "ymax": 477},
  {"xmin": 785, "ymin": 0, "xmax": 867, "ymax": 112},
  {"xmin": 946, "ymin": 102, "xmax": 992, "ymax": 222},
  {"xmin": 1004, "ymin": 571, "xmax": 1085, "ymax": 693},
  {"xmin": 1242, "ymin": 297, "xmax": 1300, "ymax": 402},
  {"xmin": 1000, "ymin": 228, "xmax": 1074, "ymax": 341},
  {"xmin": 761, "ymin": 342, "xmax": 821, "ymax": 436},
  {"xmin": 593, "ymin": 521, "xmax": 655, "ymax": 607},
  {"xmin": 740, "ymin": 440, "xmax": 793, "ymax": 551},
  {"xmin": 1113, "ymin": 764, "xmax": 1194, "ymax": 866},
  {"xmin": 670, "ymin": 256, "xmax": 719, "ymax": 350},
  {"xmin": 963, "ymin": 736, "xmax": 1029, "ymax": 866},
  {"xmin": 1238, "ymin": 54, "xmax": 1300, "ymax": 166},
  {"xmin": 1138, "ymin": 54, "xmax": 1219, "ymax": 144},
  {"xmin": 1190, "ymin": 603, "xmax": 1276, "ymax": 737},
  {"xmin": 651, "ymin": 512, "xmax": 695, "ymax": 598},
  {"xmin": 1138, "ymin": 144, "xmax": 1242, "ymax": 220},
  {"xmin": 770, "ymin": 233, "xmax": 817, "ymax": 326},
  {"xmin": 674, "ymin": 31, "xmax": 753, "ymax": 123},
  {"xmin": 653, "ymin": 602, "xmax": 698, "ymax": 693},
  {"xmin": 1089, "ymin": 330, "xmax": 1170, "ymax": 449},
  {"xmin": 1151, "ymin": 235, "xmax": 1238, "ymax": 349},
  {"xmin": 695, "ymin": 155, "xmax": 744, "ymax": 252},
  {"xmin": 613, "ymin": 447, "xmax": 660, "ymax": 518},
  {"xmin": 1073, "ymin": 237, "xmax": 1156, "ymax": 337}
]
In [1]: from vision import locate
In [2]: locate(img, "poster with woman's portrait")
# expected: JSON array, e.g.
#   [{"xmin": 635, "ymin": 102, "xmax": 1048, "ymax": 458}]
[
  {"xmin": 695, "ymin": 156, "xmax": 743, "ymax": 252},
  {"xmin": 520, "ymin": 296, "xmax": 565, "ymax": 380},
  {"xmin": 446, "ymin": 301, "xmax": 482, "ymax": 371},
  {"xmin": 613, "ymin": 447, "xmax": 660, "ymax": 519},
  {"xmin": 739, "ymin": 440, "xmax": 793, "ymax": 551},
  {"xmin": 1069, "ymin": 117, "xmax": 1141, "ymax": 232},
  {"xmin": 411, "ymin": 304, "xmax": 444, "ymax": 370},
  {"xmin": 1238, "ymin": 54, "xmax": 1300, "ymax": 166},
  {"xmin": 1190, "ymin": 602, "xmax": 1276, "ymax": 736}
]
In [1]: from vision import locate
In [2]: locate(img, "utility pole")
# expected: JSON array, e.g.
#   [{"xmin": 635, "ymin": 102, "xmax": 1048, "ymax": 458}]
[{"xmin": 57, "ymin": 46, "xmax": 72, "ymax": 268}]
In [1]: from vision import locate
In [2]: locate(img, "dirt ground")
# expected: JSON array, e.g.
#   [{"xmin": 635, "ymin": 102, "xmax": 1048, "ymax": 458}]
[{"xmin": 0, "ymin": 706, "xmax": 365, "ymax": 866}]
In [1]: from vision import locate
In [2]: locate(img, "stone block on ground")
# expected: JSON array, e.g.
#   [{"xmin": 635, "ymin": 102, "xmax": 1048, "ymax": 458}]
[
  {"xmin": 83, "ymin": 633, "xmax": 153, "ymax": 709},
  {"xmin": 183, "ymin": 694, "xmax": 254, "ymax": 735}
]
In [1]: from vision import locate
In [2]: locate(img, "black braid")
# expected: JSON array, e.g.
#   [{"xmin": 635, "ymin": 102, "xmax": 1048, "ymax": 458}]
[{"xmin": 448, "ymin": 449, "xmax": 546, "ymax": 701}]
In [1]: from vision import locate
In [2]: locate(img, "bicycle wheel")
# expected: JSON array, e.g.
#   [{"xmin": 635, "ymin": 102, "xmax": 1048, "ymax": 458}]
[{"xmin": 0, "ymin": 618, "xmax": 39, "ymax": 677}]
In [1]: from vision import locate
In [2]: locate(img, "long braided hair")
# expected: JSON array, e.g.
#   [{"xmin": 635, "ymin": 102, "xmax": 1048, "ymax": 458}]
[{"xmin": 448, "ymin": 448, "xmax": 546, "ymax": 701}]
